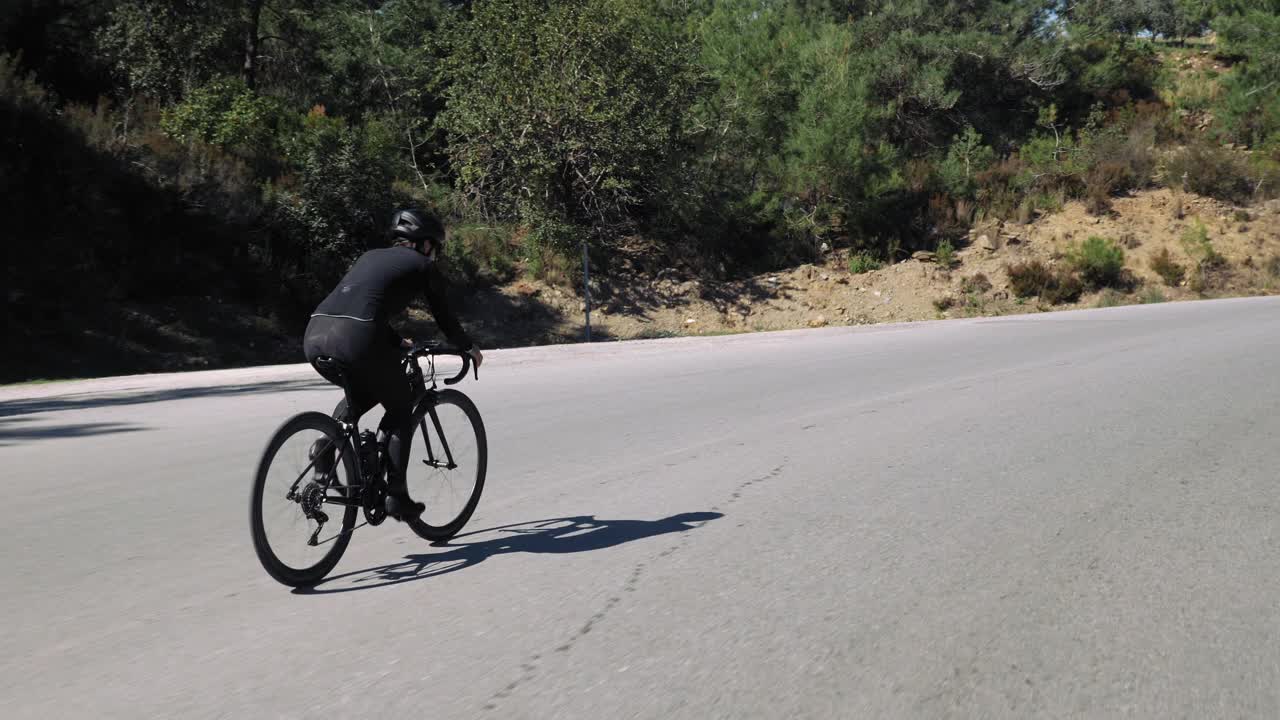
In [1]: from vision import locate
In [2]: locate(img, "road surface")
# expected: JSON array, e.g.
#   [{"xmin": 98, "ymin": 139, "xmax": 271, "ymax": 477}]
[{"xmin": 4, "ymin": 297, "xmax": 1280, "ymax": 718}]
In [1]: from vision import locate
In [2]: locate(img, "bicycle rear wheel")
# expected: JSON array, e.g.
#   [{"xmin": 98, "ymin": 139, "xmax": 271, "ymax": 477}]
[
  {"xmin": 251, "ymin": 411, "xmax": 359, "ymax": 587},
  {"xmin": 405, "ymin": 389, "xmax": 487, "ymax": 542}
]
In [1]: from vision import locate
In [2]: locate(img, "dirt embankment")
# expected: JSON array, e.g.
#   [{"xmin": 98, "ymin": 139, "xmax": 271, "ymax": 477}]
[{"xmin": 430, "ymin": 189, "xmax": 1280, "ymax": 349}]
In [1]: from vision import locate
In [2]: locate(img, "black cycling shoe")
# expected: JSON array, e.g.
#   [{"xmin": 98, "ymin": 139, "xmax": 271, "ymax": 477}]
[
  {"xmin": 385, "ymin": 492, "xmax": 425, "ymax": 522},
  {"xmin": 309, "ymin": 438, "xmax": 336, "ymax": 475}
]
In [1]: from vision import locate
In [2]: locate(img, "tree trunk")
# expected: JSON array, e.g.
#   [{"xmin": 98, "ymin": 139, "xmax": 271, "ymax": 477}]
[{"xmin": 242, "ymin": 0, "xmax": 264, "ymax": 90}]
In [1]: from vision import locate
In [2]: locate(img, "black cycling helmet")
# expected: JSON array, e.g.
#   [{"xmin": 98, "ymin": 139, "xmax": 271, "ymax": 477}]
[{"xmin": 389, "ymin": 208, "xmax": 444, "ymax": 247}]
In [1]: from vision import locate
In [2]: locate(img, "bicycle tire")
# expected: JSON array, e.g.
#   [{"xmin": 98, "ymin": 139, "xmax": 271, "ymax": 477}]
[
  {"xmin": 251, "ymin": 411, "xmax": 359, "ymax": 587},
  {"xmin": 406, "ymin": 389, "xmax": 487, "ymax": 542}
]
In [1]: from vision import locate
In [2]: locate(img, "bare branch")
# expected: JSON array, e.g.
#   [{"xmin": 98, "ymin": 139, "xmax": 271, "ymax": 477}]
[
  {"xmin": 1246, "ymin": 81, "xmax": 1278, "ymax": 98},
  {"xmin": 366, "ymin": 9, "xmax": 431, "ymax": 195}
]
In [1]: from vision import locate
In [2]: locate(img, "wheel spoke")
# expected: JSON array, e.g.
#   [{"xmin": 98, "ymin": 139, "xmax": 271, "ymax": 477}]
[{"xmin": 253, "ymin": 417, "xmax": 359, "ymax": 585}]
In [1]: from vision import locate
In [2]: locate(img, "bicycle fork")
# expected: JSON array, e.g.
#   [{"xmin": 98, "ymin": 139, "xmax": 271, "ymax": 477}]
[{"xmin": 419, "ymin": 406, "xmax": 458, "ymax": 470}]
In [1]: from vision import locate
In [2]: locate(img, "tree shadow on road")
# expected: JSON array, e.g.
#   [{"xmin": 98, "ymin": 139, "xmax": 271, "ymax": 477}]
[
  {"xmin": 0, "ymin": 416, "xmax": 147, "ymax": 445},
  {"xmin": 0, "ymin": 377, "xmax": 329, "ymax": 418},
  {"xmin": 295, "ymin": 511, "xmax": 723, "ymax": 595}
]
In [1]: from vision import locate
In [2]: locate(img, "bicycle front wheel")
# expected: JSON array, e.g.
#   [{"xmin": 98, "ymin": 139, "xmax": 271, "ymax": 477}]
[
  {"xmin": 251, "ymin": 411, "xmax": 359, "ymax": 587},
  {"xmin": 405, "ymin": 389, "xmax": 487, "ymax": 542}
]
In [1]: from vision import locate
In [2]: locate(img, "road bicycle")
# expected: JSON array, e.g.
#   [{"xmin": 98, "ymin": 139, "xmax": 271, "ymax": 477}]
[{"xmin": 250, "ymin": 343, "xmax": 486, "ymax": 587}]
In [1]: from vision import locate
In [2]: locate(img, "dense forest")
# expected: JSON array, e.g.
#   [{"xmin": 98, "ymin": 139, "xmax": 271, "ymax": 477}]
[{"xmin": 3, "ymin": 1, "xmax": 1279, "ymax": 381}]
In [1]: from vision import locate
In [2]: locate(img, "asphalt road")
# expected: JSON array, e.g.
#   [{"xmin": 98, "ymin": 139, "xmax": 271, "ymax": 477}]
[{"xmin": 4, "ymin": 297, "xmax": 1280, "ymax": 719}]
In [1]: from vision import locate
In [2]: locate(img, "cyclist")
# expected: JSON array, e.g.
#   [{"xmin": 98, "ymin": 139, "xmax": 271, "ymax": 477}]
[{"xmin": 303, "ymin": 209, "xmax": 484, "ymax": 521}]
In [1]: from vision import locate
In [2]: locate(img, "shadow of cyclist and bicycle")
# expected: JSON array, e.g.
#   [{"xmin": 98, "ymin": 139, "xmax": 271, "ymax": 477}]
[{"xmin": 294, "ymin": 511, "xmax": 723, "ymax": 595}]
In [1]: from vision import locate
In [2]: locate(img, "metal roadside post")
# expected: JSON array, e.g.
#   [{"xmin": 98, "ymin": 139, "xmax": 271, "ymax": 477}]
[{"xmin": 583, "ymin": 239, "xmax": 592, "ymax": 342}]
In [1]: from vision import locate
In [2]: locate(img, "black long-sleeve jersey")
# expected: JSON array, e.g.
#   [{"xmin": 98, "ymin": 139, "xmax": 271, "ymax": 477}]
[{"xmin": 311, "ymin": 246, "xmax": 474, "ymax": 350}]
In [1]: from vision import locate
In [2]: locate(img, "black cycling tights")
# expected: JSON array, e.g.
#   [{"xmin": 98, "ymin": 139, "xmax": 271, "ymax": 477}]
[{"xmin": 303, "ymin": 316, "xmax": 414, "ymax": 492}]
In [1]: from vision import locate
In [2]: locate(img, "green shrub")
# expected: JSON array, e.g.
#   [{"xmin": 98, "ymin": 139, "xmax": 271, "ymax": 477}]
[
  {"xmin": 447, "ymin": 224, "xmax": 520, "ymax": 285},
  {"xmin": 1163, "ymin": 143, "xmax": 1254, "ymax": 204},
  {"xmin": 1067, "ymin": 236, "xmax": 1126, "ymax": 288},
  {"xmin": 1081, "ymin": 120, "xmax": 1157, "ymax": 213},
  {"xmin": 1029, "ymin": 191, "xmax": 1065, "ymax": 215},
  {"xmin": 1214, "ymin": 11, "xmax": 1280, "ymax": 148},
  {"xmin": 849, "ymin": 253, "xmax": 883, "ymax": 274},
  {"xmin": 1165, "ymin": 72, "xmax": 1222, "ymax": 114},
  {"xmin": 268, "ymin": 112, "xmax": 397, "ymax": 260},
  {"xmin": 1250, "ymin": 153, "xmax": 1280, "ymax": 201},
  {"xmin": 1084, "ymin": 179, "xmax": 1114, "ymax": 216},
  {"xmin": 938, "ymin": 126, "xmax": 996, "ymax": 198},
  {"xmin": 924, "ymin": 194, "xmax": 974, "ymax": 245},
  {"xmin": 1187, "ymin": 266, "xmax": 1206, "ymax": 293},
  {"xmin": 974, "ymin": 103, "xmax": 1155, "ymax": 222},
  {"xmin": 1007, "ymin": 261, "xmax": 1084, "ymax": 304},
  {"xmin": 161, "ymin": 76, "xmax": 289, "ymax": 157},
  {"xmin": 1266, "ymin": 255, "xmax": 1280, "ymax": 279},
  {"xmin": 435, "ymin": 0, "xmax": 699, "ymax": 244},
  {"xmin": 1044, "ymin": 271, "xmax": 1084, "ymax": 305},
  {"xmin": 1063, "ymin": 37, "xmax": 1162, "ymax": 106},
  {"xmin": 936, "ymin": 240, "xmax": 956, "ymax": 269},
  {"xmin": 1016, "ymin": 127, "xmax": 1086, "ymax": 198},
  {"xmin": 1140, "ymin": 286, "xmax": 1167, "ymax": 304},
  {"xmin": 975, "ymin": 158, "xmax": 1026, "ymax": 219},
  {"xmin": 1180, "ymin": 219, "xmax": 1224, "ymax": 269},
  {"xmin": 946, "ymin": 272, "xmax": 993, "ymax": 316},
  {"xmin": 1095, "ymin": 289, "xmax": 1126, "ymax": 308},
  {"xmin": 960, "ymin": 273, "xmax": 992, "ymax": 295},
  {"xmin": 0, "ymin": 53, "xmax": 53, "ymax": 112},
  {"xmin": 1185, "ymin": 262, "xmax": 1232, "ymax": 296},
  {"xmin": 1254, "ymin": 253, "xmax": 1280, "ymax": 275},
  {"xmin": 516, "ymin": 228, "xmax": 578, "ymax": 286},
  {"xmin": 1150, "ymin": 247, "xmax": 1186, "ymax": 286},
  {"xmin": 1007, "ymin": 260, "xmax": 1054, "ymax": 298}
]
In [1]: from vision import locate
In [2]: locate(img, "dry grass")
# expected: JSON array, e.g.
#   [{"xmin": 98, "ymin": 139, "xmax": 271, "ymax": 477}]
[{"xmin": 1150, "ymin": 247, "xmax": 1186, "ymax": 286}]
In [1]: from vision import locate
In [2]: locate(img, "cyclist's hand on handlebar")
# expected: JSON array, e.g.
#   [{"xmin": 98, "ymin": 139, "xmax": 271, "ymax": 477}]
[
  {"xmin": 468, "ymin": 347, "xmax": 483, "ymax": 370},
  {"xmin": 400, "ymin": 337, "xmax": 414, "ymax": 349}
]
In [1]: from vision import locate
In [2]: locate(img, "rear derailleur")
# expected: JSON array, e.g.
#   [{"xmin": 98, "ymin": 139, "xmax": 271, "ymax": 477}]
[{"xmin": 294, "ymin": 480, "xmax": 329, "ymax": 546}]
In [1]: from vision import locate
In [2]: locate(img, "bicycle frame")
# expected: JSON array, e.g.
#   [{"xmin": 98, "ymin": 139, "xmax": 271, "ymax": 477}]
[
  {"xmin": 292, "ymin": 350, "xmax": 463, "ymax": 514},
  {"xmin": 283, "ymin": 375, "xmax": 372, "ymax": 522}
]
